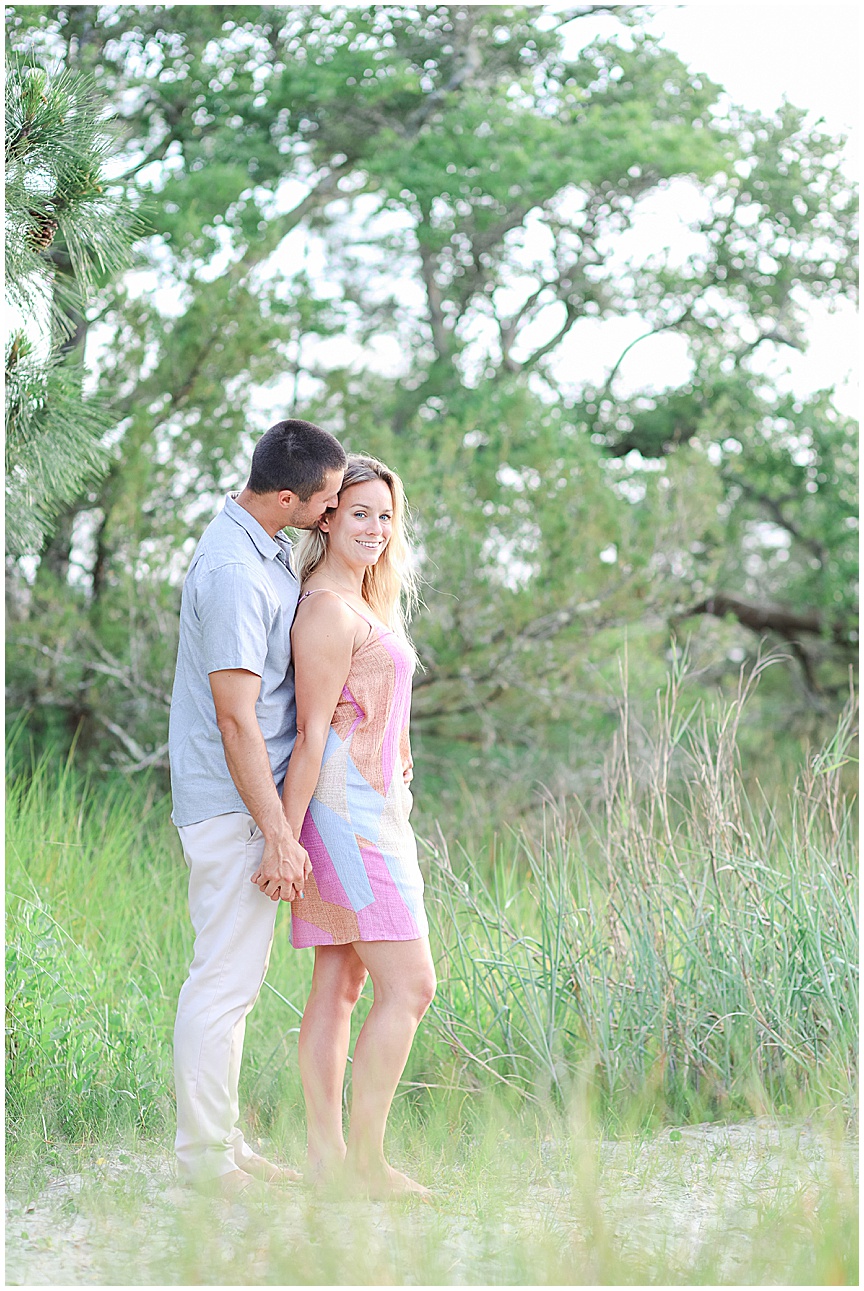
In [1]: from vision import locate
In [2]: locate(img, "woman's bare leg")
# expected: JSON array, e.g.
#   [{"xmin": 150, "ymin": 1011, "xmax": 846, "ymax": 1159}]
[
  {"xmin": 297, "ymin": 943, "xmax": 367, "ymax": 1180},
  {"xmin": 344, "ymin": 937, "xmax": 436, "ymax": 1196}
]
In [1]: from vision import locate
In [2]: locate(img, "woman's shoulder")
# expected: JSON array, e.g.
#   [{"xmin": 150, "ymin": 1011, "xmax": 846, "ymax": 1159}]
[
  {"xmin": 294, "ymin": 586, "xmax": 374, "ymax": 646},
  {"xmin": 295, "ymin": 586, "xmax": 356, "ymax": 624}
]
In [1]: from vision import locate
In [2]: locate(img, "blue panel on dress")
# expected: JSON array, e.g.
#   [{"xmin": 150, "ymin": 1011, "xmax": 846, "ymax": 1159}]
[
  {"xmin": 379, "ymin": 849, "xmax": 424, "ymax": 917},
  {"xmin": 321, "ymin": 727, "xmax": 344, "ymax": 766},
  {"xmin": 344, "ymin": 755, "xmax": 385, "ymax": 844},
  {"xmin": 308, "ymin": 798, "xmax": 375, "ymax": 911}
]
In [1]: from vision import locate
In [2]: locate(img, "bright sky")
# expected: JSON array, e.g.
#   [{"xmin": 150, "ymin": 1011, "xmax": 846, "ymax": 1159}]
[
  {"xmin": 547, "ymin": 2, "xmax": 858, "ymax": 413},
  {"xmin": 614, "ymin": 4, "xmax": 858, "ymax": 136}
]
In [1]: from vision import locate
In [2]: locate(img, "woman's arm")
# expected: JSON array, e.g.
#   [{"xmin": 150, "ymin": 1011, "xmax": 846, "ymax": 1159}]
[
  {"xmin": 400, "ymin": 727, "xmax": 413, "ymax": 784},
  {"xmin": 281, "ymin": 595, "xmax": 358, "ymax": 838}
]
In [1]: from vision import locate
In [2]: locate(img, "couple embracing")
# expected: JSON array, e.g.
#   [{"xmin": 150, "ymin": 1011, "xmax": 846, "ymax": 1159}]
[{"xmin": 168, "ymin": 419, "xmax": 435, "ymax": 1200}]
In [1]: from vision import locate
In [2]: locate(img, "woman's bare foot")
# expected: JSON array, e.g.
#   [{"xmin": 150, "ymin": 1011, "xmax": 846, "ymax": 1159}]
[
  {"xmin": 345, "ymin": 1161, "xmax": 433, "ymax": 1201},
  {"xmin": 304, "ymin": 1148, "xmax": 347, "ymax": 1190}
]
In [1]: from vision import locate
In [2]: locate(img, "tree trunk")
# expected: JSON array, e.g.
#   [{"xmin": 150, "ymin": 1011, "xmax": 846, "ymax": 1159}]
[{"xmin": 37, "ymin": 509, "xmax": 77, "ymax": 585}]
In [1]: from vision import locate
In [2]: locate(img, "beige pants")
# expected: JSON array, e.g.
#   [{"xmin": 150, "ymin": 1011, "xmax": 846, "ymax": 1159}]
[{"xmin": 174, "ymin": 811, "xmax": 278, "ymax": 1180}]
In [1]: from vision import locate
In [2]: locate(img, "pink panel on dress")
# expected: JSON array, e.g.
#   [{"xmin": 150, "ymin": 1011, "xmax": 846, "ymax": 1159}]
[
  {"xmin": 291, "ymin": 914, "xmax": 334, "ymax": 948},
  {"xmin": 377, "ymin": 634, "xmax": 411, "ymax": 795},
  {"xmin": 356, "ymin": 844, "xmax": 419, "ymax": 940},
  {"xmin": 341, "ymin": 684, "xmax": 365, "ymax": 738}
]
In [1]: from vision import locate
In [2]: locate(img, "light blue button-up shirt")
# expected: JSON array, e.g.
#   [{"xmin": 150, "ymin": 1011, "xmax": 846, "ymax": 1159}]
[{"xmin": 168, "ymin": 494, "xmax": 300, "ymax": 827}]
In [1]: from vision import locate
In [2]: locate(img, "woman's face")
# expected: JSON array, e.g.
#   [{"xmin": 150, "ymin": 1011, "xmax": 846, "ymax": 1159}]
[{"xmin": 322, "ymin": 478, "xmax": 393, "ymax": 569}]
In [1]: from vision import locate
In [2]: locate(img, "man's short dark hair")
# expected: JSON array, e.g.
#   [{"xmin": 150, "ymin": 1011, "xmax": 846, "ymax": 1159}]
[{"xmin": 247, "ymin": 419, "xmax": 346, "ymax": 500}]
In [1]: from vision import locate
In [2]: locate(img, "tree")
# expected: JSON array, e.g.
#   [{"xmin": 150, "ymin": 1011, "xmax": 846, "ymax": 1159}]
[
  {"xmin": 5, "ymin": 61, "xmax": 140, "ymax": 556},
  {"xmin": 5, "ymin": 5, "xmax": 857, "ymax": 769}
]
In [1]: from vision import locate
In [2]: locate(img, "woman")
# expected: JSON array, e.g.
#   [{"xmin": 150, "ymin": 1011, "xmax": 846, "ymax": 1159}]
[{"xmin": 279, "ymin": 454, "xmax": 435, "ymax": 1199}]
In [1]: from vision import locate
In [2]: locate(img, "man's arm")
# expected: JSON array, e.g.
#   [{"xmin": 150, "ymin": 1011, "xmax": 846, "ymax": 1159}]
[{"xmin": 209, "ymin": 668, "xmax": 311, "ymax": 902}]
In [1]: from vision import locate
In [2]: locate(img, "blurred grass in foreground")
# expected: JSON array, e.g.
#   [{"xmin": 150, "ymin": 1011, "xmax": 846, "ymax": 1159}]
[{"xmin": 4, "ymin": 1113, "xmax": 857, "ymax": 1285}]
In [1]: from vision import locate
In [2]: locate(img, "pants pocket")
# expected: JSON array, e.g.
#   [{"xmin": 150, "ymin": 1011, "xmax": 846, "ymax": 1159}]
[{"xmin": 246, "ymin": 818, "xmax": 263, "ymax": 844}]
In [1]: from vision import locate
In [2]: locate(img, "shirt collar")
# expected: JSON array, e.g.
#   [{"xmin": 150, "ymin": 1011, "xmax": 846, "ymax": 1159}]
[{"xmin": 224, "ymin": 493, "xmax": 294, "ymax": 568}]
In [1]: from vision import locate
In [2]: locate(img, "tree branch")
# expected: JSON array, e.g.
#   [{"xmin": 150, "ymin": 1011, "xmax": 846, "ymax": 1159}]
[
  {"xmin": 418, "ymin": 242, "xmax": 450, "ymax": 360},
  {"xmin": 497, "ymin": 282, "xmax": 551, "ymax": 372},
  {"xmin": 675, "ymin": 592, "xmax": 854, "ymax": 646},
  {"xmin": 235, "ymin": 163, "xmax": 355, "ymax": 271},
  {"xmin": 112, "ymin": 130, "xmax": 180, "ymax": 184},
  {"xmin": 518, "ymin": 299, "xmax": 581, "ymax": 371},
  {"xmin": 732, "ymin": 480, "xmax": 827, "ymax": 564},
  {"xmin": 601, "ymin": 310, "xmax": 692, "ymax": 398},
  {"xmin": 413, "ymin": 592, "xmax": 618, "ymax": 700},
  {"xmin": 19, "ymin": 634, "xmax": 173, "ymax": 708},
  {"xmin": 733, "ymin": 324, "xmax": 804, "ymax": 366},
  {"xmin": 404, "ymin": 12, "xmax": 482, "ymax": 136},
  {"xmin": 787, "ymin": 639, "xmax": 823, "ymax": 698},
  {"xmin": 92, "ymin": 712, "xmax": 168, "ymax": 769}
]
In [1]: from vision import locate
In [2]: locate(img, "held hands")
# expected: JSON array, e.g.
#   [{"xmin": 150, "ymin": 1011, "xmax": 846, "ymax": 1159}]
[{"xmin": 250, "ymin": 827, "xmax": 312, "ymax": 902}]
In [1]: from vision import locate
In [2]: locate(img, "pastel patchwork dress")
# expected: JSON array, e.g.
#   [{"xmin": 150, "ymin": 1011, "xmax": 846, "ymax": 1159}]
[{"xmin": 291, "ymin": 590, "xmax": 429, "ymax": 947}]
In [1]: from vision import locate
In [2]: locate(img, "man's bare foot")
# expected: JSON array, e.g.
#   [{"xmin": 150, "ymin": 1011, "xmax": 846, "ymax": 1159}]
[
  {"xmin": 241, "ymin": 1152, "xmax": 302, "ymax": 1184},
  {"xmin": 345, "ymin": 1162, "xmax": 433, "ymax": 1202},
  {"xmin": 188, "ymin": 1168, "xmax": 267, "ymax": 1200}
]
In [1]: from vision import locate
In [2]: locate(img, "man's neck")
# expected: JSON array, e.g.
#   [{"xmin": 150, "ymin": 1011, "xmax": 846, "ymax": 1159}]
[{"xmin": 234, "ymin": 487, "xmax": 283, "ymax": 539}]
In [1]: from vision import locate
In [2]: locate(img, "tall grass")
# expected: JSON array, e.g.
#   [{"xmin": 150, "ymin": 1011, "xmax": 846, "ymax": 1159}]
[
  {"xmin": 5, "ymin": 748, "xmax": 179, "ymax": 1141},
  {"xmin": 5, "ymin": 660, "xmax": 858, "ymax": 1156},
  {"xmin": 425, "ymin": 657, "xmax": 858, "ymax": 1125}
]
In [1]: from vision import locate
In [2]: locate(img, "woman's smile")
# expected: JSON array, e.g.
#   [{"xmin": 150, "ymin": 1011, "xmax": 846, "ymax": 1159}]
[{"xmin": 322, "ymin": 479, "xmax": 394, "ymax": 567}]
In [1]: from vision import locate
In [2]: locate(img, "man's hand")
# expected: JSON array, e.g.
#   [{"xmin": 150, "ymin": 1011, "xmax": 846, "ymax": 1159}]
[
  {"xmin": 208, "ymin": 668, "xmax": 312, "ymax": 902},
  {"xmin": 251, "ymin": 828, "xmax": 312, "ymax": 903}
]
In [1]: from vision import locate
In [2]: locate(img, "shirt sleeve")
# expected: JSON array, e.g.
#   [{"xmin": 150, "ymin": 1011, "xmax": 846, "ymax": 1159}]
[{"xmin": 194, "ymin": 563, "xmax": 275, "ymax": 677}]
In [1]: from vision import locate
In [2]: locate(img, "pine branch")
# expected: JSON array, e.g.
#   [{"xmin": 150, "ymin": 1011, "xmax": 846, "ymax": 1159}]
[{"xmin": 5, "ymin": 63, "xmax": 145, "ymax": 554}]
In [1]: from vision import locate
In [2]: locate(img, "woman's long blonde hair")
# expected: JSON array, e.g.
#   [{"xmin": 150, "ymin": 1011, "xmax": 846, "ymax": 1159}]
[{"xmin": 293, "ymin": 454, "xmax": 419, "ymax": 644}]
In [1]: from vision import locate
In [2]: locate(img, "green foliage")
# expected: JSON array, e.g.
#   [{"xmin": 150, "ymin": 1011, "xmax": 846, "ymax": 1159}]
[
  {"xmin": 5, "ymin": 337, "xmax": 111, "ymax": 554},
  {"xmin": 427, "ymin": 666, "xmax": 858, "ymax": 1119},
  {"xmin": 5, "ymin": 60, "xmax": 140, "ymax": 330},
  {"xmin": 710, "ymin": 103, "xmax": 857, "ymax": 310},
  {"xmin": 4, "ymin": 653, "xmax": 858, "ymax": 1280},
  {"xmin": 717, "ymin": 389, "xmax": 858, "ymax": 623},
  {"xmin": 4, "ymin": 4, "xmax": 857, "ymax": 766},
  {"xmin": 4, "ymin": 59, "xmax": 142, "ymax": 555},
  {"xmin": 594, "ymin": 374, "xmax": 858, "ymax": 635}
]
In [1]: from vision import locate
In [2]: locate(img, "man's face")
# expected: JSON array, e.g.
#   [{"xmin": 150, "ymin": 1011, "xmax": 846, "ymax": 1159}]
[{"xmin": 285, "ymin": 469, "xmax": 344, "ymax": 530}]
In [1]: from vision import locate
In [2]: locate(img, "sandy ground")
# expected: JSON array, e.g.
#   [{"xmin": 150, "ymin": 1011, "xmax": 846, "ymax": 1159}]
[{"xmin": 5, "ymin": 1118, "xmax": 857, "ymax": 1286}]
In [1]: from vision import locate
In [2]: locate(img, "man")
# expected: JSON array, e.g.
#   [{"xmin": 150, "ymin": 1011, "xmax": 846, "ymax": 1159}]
[{"xmin": 169, "ymin": 418, "xmax": 346, "ymax": 1197}]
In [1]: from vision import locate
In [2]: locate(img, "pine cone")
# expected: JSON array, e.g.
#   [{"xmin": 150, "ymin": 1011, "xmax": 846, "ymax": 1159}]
[{"xmin": 27, "ymin": 209, "xmax": 59, "ymax": 250}]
